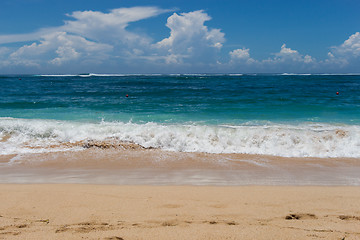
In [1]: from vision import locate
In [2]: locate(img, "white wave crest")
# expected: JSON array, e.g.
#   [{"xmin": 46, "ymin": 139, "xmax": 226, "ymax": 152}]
[
  {"xmin": 0, "ymin": 118, "xmax": 359, "ymax": 158},
  {"xmin": 35, "ymin": 74, "xmax": 78, "ymax": 77}
]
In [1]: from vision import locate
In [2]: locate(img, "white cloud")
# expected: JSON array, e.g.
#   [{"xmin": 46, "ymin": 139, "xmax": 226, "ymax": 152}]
[
  {"xmin": 62, "ymin": 7, "xmax": 168, "ymax": 47},
  {"xmin": 254, "ymin": 44, "xmax": 316, "ymax": 72},
  {"xmin": 51, "ymin": 46, "xmax": 80, "ymax": 65},
  {"xmin": 226, "ymin": 34, "xmax": 360, "ymax": 73},
  {"xmin": 155, "ymin": 10, "xmax": 225, "ymax": 64},
  {"xmin": 0, "ymin": 5, "xmax": 359, "ymax": 73},
  {"xmin": 323, "ymin": 32, "xmax": 360, "ymax": 70},
  {"xmin": 0, "ymin": 7, "xmax": 168, "ymax": 46},
  {"xmin": 303, "ymin": 55, "xmax": 313, "ymax": 63},
  {"xmin": 227, "ymin": 44, "xmax": 316, "ymax": 73},
  {"xmin": 0, "ymin": 7, "xmax": 169, "ymax": 69},
  {"xmin": 0, "ymin": 7, "xmax": 227, "ymax": 72},
  {"xmin": 279, "ymin": 44, "xmax": 297, "ymax": 55},
  {"xmin": 0, "ymin": 32, "xmax": 46, "ymax": 45},
  {"xmin": 230, "ymin": 48, "xmax": 250, "ymax": 59},
  {"xmin": 271, "ymin": 44, "xmax": 313, "ymax": 63},
  {"xmin": 331, "ymin": 32, "xmax": 360, "ymax": 57},
  {"xmin": 10, "ymin": 32, "xmax": 113, "ymax": 66},
  {"xmin": 229, "ymin": 48, "xmax": 255, "ymax": 64}
]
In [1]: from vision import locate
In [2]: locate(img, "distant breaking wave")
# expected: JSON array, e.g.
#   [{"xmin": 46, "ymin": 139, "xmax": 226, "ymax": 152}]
[
  {"xmin": 0, "ymin": 118, "xmax": 359, "ymax": 158},
  {"xmin": 36, "ymin": 73, "xmax": 213, "ymax": 77},
  {"xmin": 37, "ymin": 74, "xmax": 130, "ymax": 77},
  {"xmin": 280, "ymin": 73, "xmax": 360, "ymax": 76},
  {"xmin": 34, "ymin": 73, "xmax": 360, "ymax": 77}
]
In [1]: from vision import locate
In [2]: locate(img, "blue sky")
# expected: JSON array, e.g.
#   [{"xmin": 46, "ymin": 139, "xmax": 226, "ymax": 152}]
[{"xmin": 0, "ymin": 0, "xmax": 359, "ymax": 74}]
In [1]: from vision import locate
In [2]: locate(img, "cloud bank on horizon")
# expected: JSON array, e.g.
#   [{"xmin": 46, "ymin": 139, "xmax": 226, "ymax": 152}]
[{"xmin": 0, "ymin": 6, "xmax": 359, "ymax": 74}]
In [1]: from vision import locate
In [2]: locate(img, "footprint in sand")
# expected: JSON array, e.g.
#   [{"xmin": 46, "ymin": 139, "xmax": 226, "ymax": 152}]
[
  {"xmin": 205, "ymin": 220, "xmax": 238, "ymax": 225},
  {"xmin": 338, "ymin": 215, "xmax": 360, "ymax": 221},
  {"xmin": 285, "ymin": 213, "xmax": 317, "ymax": 220},
  {"xmin": 55, "ymin": 221, "xmax": 112, "ymax": 234},
  {"xmin": 161, "ymin": 220, "xmax": 178, "ymax": 227}
]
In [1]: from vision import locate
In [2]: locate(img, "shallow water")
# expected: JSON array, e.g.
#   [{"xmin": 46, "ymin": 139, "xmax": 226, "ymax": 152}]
[{"xmin": 1, "ymin": 149, "xmax": 360, "ymax": 185}]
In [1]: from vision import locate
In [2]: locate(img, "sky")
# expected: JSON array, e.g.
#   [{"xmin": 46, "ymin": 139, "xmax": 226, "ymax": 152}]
[{"xmin": 0, "ymin": 0, "xmax": 359, "ymax": 74}]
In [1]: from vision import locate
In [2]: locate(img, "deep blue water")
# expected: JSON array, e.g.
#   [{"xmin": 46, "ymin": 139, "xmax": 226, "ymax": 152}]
[{"xmin": 0, "ymin": 74, "xmax": 359, "ymax": 125}]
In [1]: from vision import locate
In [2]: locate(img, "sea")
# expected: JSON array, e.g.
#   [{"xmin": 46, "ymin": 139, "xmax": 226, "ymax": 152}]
[{"xmin": 1, "ymin": 73, "xmax": 360, "ymax": 185}]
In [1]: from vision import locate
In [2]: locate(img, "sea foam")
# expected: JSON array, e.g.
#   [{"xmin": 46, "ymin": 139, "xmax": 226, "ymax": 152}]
[{"xmin": 0, "ymin": 118, "xmax": 359, "ymax": 158}]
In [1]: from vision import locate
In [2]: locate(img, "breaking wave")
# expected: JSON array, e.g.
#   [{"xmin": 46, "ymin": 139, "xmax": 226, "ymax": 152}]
[{"xmin": 0, "ymin": 117, "xmax": 359, "ymax": 158}]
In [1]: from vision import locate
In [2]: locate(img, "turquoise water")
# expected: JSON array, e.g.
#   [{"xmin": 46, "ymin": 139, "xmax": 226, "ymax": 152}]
[
  {"xmin": 1, "ymin": 74, "xmax": 359, "ymax": 124},
  {"xmin": 0, "ymin": 74, "xmax": 359, "ymax": 157}
]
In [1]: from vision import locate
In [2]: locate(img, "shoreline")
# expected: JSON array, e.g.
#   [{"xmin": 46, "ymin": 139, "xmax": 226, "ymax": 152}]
[
  {"xmin": 1, "ymin": 184, "xmax": 360, "ymax": 239},
  {"xmin": 1, "ymin": 149, "xmax": 360, "ymax": 186}
]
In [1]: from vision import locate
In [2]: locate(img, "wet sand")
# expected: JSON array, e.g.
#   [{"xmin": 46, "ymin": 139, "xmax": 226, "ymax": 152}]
[
  {"xmin": 1, "ymin": 148, "xmax": 360, "ymax": 185},
  {"xmin": 0, "ymin": 184, "xmax": 360, "ymax": 240}
]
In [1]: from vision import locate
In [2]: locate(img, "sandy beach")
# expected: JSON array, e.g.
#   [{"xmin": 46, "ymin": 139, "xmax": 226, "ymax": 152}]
[
  {"xmin": 1, "ymin": 147, "xmax": 360, "ymax": 239},
  {"xmin": 0, "ymin": 184, "xmax": 359, "ymax": 239}
]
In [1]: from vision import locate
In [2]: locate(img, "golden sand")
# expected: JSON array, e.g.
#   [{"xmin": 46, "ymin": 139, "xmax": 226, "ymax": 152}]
[{"xmin": 0, "ymin": 184, "xmax": 360, "ymax": 239}]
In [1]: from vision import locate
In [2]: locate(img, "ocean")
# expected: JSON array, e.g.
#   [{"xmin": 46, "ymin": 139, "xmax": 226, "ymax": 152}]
[
  {"xmin": 1, "ymin": 74, "xmax": 360, "ymax": 185},
  {"xmin": 1, "ymin": 73, "xmax": 359, "ymax": 157}
]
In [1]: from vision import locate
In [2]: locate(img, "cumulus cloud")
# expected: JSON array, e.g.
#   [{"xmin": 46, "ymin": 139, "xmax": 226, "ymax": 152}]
[
  {"xmin": 0, "ymin": 5, "xmax": 359, "ymax": 73},
  {"xmin": 229, "ymin": 48, "xmax": 255, "ymax": 64},
  {"xmin": 331, "ymin": 32, "xmax": 360, "ymax": 57},
  {"xmin": 9, "ymin": 32, "xmax": 113, "ymax": 66},
  {"xmin": 0, "ymin": 7, "xmax": 227, "ymax": 71},
  {"xmin": 270, "ymin": 44, "xmax": 314, "ymax": 64},
  {"xmin": 155, "ymin": 10, "xmax": 225, "ymax": 64},
  {"xmin": 0, "ymin": 7, "xmax": 169, "ymax": 70},
  {"xmin": 227, "ymin": 44, "xmax": 316, "ymax": 73},
  {"xmin": 229, "ymin": 33, "xmax": 360, "ymax": 73},
  {"xmin": 322, "ymin": 32, "xmax": 360, "ymax": 70}
]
